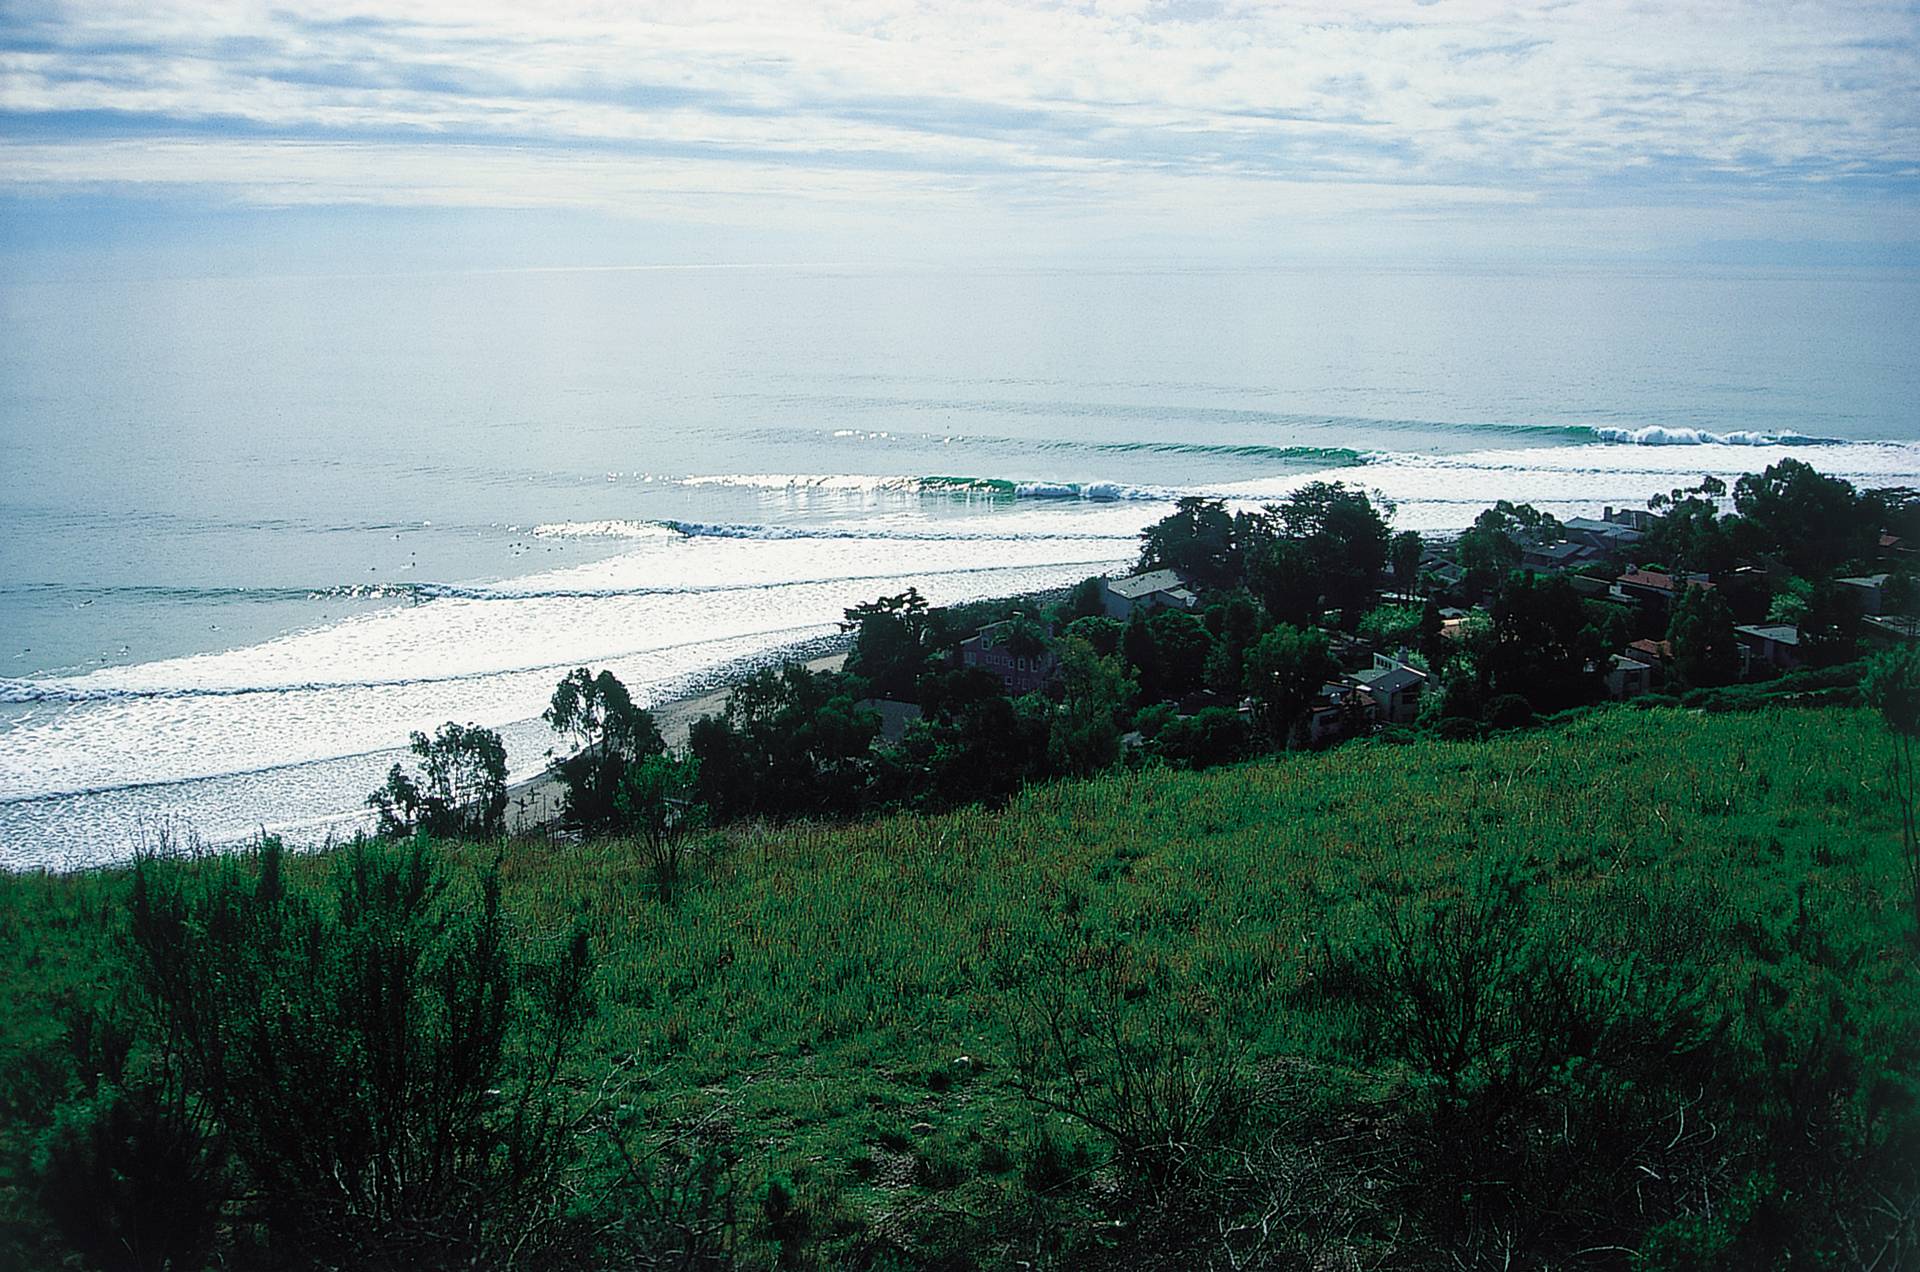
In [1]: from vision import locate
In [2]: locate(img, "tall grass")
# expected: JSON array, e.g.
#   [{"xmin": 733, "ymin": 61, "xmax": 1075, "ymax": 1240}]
[{"xmin": 2, "ymin": 705, "xmax": 1913, "ymax": 1269}]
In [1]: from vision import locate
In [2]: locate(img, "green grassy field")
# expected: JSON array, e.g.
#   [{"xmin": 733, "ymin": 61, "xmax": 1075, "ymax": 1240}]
[{"xmin": 3, "ymin": 704, "xmax": 1915, "ymax": 1269}]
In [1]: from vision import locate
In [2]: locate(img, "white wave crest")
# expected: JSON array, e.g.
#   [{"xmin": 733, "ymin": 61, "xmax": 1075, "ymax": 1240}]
[
  {"xmin": 531, "ymin": 519, "xmax": 679, "ymax": 540},
  {"xmin": 1591, "ymin": 426, "xmax": 1831, "ymax": 446}
]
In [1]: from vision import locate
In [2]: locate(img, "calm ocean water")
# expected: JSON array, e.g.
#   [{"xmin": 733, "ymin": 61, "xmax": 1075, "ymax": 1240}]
[{"xmin": 3, "ymin": 263, "xmax": 1916, "ymax": 866}]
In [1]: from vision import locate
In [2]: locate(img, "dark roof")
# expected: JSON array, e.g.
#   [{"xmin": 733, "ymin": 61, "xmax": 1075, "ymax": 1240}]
[
  {"xmin": 1107, "ymin": 569, "xmax": 1192, "ymax": 600},
  {"xmin": 1352, "ymin": 666, "xmax": 1424, "ymax": 695}
]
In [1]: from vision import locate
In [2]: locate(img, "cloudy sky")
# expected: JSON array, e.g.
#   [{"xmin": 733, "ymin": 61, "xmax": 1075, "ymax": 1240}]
[{"xmin": 2, "ymin": 0, "xmax": 1916, "ymax": 270}]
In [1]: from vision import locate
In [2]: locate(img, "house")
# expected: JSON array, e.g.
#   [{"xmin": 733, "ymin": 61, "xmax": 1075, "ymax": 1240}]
[
  {"xmin": 1101, "ymin": 569, "xmax": 1199, "ymax": 621},
  {"xmin": 1563, "ymin": 516, "xmax": 1647, "ymax": 554},
  {"xmin": 1837, "ymin": 574, "xmax": 1889, "ymax": 617},
  {"xmin": 1603, "ymin": 505, "xmax": 1656, "ymax": 532},
  {"xmin": 1522, "ymin": 541, "xmax": 1599, "ymax": 572},
  {"xmin": 1606, "ymin": 654, "xmax": 1654, "ymax": 700},
  {"xmin": 1623, "ymin": 638, "xmax": 1672, "ymax": 668},
  {"xmin": 1613, "ymin": 569, "xmax": 1714, "ymax": 615},
  {"xmin": 1735, "ymin": 623, "xmax": 1802, "ymax": 672},
  {"xmin": 1348, "ymin": 653, "xmax": 1427, "ymax": 725},
  {"xmin": 958, "ymin": 621, "xmax": 1059, "ymax": 694},
  {"xmin": 1866, "ymin": 613, "xmax": 1920, "ymax": 646},
  {"xmin": 1307, "ymin": 682, "xmax": 1370, "ymax": 745},
  {"xmin": 857, "ymin": 698, "xmax": 923, "ymax": 744}
]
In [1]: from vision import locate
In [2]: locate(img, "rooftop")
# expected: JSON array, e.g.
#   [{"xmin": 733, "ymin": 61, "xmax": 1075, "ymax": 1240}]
[
  {"xmin": 1353, "ymin": 666, "xmax": 1424, "ymax": 695},
  {"xmin": 1617, "ymin": 569, "xmax": 1714, "ymax": 594},
  {"xmin": 1736, "ymin": 624, "xmax": 1801, "ymax": 646},
  {"xmin": 1106, "ymin": 568, "xmax": 1193, "ymax": 599}
]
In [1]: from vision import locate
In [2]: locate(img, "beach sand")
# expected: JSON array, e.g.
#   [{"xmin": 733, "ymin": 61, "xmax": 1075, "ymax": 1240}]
[{"xmin": 504, "ymin": 651, "xmax": 848, "ymax": 833}]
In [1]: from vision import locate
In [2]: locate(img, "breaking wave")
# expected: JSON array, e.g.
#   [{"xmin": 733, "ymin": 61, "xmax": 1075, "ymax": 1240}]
[
  {"xmin": 673, "ymin": 473, "xmax": 1169, "ymax": 500},
  {"xmin": 1584, "ymin": 425, "xmax": 1839, "ymax": 446}
]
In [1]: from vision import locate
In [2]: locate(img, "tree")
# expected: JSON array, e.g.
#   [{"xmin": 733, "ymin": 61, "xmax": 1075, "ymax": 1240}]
[
  {"xmin": 1125, "ymin": 608, "xmax": 1215, "ymax": 703},
  {"xmin": 1248, "ymin": 538, "xmax": 1321, "ymax": 628},
  {"xmin": 1202, "ymin": 593, "xmax": 1262, "ymax": 696},
  {"xmin": 1137, "ymin": 497, "xmax": 1239, "ymax": 589},
  {"xmin": 1864, "ymin": 647, "xmax": 1920, "ymax": 933},
  {"xmin": 1733, "ymin": 459, "xmax": 1875, "ymax": 577},
  {"xmin": 687, "ymin": 665, "xmax": 880, "ymax": 820},
  {"xmin": 1049, "ymin": 637, "xmax": 1136, "ymax": 777},
  {"xmin": 1244, "ymin": 625, "xmax": 1336, "ymax": 746},
  {"xmin": 367, "ymin": 721, "xmax": 509, "ymax": 840},
  {"xmin": 1270, "ymin": 482, "xmax": 1392, "ymax": 624},
  {"xmin": 1357, "ymin": 602, "xmax": 1425, "ymax": 650},
  {"xmin": 1800, "ymin": 580, "xmax": 1863, "ymax": 667},
  {"xmin": 1063, "ymin": 575, "xmax": 1108, "ymax": 622},
  {"xmin": 906, "ymin": 667, "xmax": 1051, "ymax": 807},
  {"xmin": 1062, "ymin": 614, "xmax": 1125, "ymax": 658},
  {"xmin": 545, "ymin": 668, "xmax": 665, "ymax": 831},
  {"xmin": 841, "ymin": 588, "xmax": 935, "ymax": 699},
  {"xmin": 1666, "ymin": 586, "xmax": 1740, "ymax": 689},
  {"xmin": 1455, "ymin": 526, "xmax": 1520, "ymax": 598},
  {"xmin": 1454, "ymin": 502, "xmax": 1558, "ymax": 599},
  {"xmin": 1479, "ymin": 574, "xmax": 1604, "ymax": 714},
  {"xmin": 1149, "ymin": 707, "xmax": 1251, "ymax": 770},
  {"xmin": 616, "ymin": 752, "xmax": 707, "ymax": 903},
  {"xmin": 1646, "ymin": 476, "xmax": 1736, "ymax": 576},
  {"xmin": 1391, "ymin": 530, "xmax": 1424, "ymax": 595}
]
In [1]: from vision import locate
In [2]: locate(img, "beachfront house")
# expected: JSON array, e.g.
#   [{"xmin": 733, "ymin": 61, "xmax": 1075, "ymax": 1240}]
[
  {"xmin": 958, "ymin": 620, "xmax": 1059, "ymax": 694},
  {"xmin": 857, "ymin": 698, "xmax": 924, "ymax": 745},
  {"xmin": 1307, "ymin": 682, "xmax": 1369, "ymax": 745},
  {"xmin": 1101, "ymin": 569, "xmax": 1200, "ymax": 621}
]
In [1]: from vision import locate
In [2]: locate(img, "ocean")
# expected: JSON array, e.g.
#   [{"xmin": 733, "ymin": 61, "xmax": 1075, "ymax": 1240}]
[{"xmin": 2, "ymin": 262, "xmax": 1916, "ymax": 868}]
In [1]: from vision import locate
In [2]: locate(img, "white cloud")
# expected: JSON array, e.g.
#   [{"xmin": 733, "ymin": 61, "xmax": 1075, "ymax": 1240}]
[{"xmin": 1, "ymin": 0, "xmax": 1915, "ymax": 254}]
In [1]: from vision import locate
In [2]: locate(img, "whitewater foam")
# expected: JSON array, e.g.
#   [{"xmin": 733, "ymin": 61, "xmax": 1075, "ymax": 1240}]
[{"xmin": 1587, "ymin": 425, "xmax": 1836, "ymax": 447}]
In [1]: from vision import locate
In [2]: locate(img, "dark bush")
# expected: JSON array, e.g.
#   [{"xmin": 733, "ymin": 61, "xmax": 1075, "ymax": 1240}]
[
  {"xmin": 32, "ymin": 1081, "xmax": 226, "ymax": 1272},
  {"xmin": 124, "ymin": 836, "xmax": 593, "ymax": 1268},
  {"xmin": 1482, "ymin": 692, "xmax": 1536, "ymax": 729}
]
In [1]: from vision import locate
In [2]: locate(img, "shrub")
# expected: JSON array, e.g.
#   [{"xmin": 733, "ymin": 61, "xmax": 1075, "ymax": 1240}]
[
  {"xmin": 123, "ymin": 837, "xmax": 593, "ymax": 1267},
  {"xmin": 1149, "ymin": 706, "xmax": 1251, "ymax": 770},
  {"xmin": 1482, "ymin": 692, "xmax": 1536, "ymax": 730},
  {"xmin": 32, "ymin": 1081, "xmax": 226, "ymax": 1272}
]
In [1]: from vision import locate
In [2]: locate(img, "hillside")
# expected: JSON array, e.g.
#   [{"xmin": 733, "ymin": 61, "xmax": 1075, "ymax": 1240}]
[{"xmin": 3, "ymin": 704, "xmax": 1915, "ymax": 1269}]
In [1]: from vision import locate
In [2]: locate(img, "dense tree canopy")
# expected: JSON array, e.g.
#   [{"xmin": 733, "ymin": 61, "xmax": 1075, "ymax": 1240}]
[
  {"xmin": 1244, "ymin": 624, "xmax": 1337, "ymax": 744},
  {"xmin": 367, "ymin": 721, "xmax": 509, "ymax": 840},
  {"xmin": 1478, "ymin": 574, "xmax": 1605, "ymax": 715},
  {"xmin": 1734, "ymin": 458, "xmax": 1876, "ymax": 576},
  {"xmin": 841, "ymin": 588, "xmax": 939, "ymax": 699},
  {"xmin": 545, "ymin": 668, "xmax": 666, "ymax": 831},
  {"xmin": 1137, "ymin": 496, "xmax": 1240, "ymax": 588}
]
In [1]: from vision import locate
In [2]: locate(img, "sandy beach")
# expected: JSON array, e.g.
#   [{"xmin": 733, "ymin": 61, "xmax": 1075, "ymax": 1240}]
[{"xmin": 504, "ymin": 650, "xmax": 848, "ymax": 833}]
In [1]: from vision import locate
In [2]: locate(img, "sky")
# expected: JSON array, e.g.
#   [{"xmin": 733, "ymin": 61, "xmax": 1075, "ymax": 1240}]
[{"xmin": 2, "ymin": 0, "xmax": 1917, "ymax": 273}]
